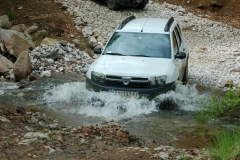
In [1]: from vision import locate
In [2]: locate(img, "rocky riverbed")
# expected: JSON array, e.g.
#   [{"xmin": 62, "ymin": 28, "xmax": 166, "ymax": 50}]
[
  {"xmin": 0, "ymin": 106, "xmax": 207, "ymax": 160},
  {"xmin": 1, "ymin": 0, "xmax": 240, "ymax": 159}
]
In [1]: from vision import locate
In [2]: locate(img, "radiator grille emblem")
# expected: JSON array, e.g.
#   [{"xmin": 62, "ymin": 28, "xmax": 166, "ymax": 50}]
[{"xmin": 122, "ymin": 77, "xmax": 131, "ymax": 85}]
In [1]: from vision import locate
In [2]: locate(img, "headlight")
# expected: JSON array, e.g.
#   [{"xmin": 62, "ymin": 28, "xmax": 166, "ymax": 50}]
[
  {"xmin": 91, "ymin": 71, "xmax": 105, "ymax": 85},
  {"xmin": 149, "ymin": 75, "xmax": 167, "ymax": 87}
]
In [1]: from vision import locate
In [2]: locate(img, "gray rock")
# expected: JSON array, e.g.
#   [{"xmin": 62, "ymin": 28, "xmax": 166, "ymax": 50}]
[
  {"xmin": 23, "ymin": 132, "xmax": 49, "ymax": 139},
  {"xmin": 0, "ymin": 56, "xmax": 14, "ymax": 74},
  {"xmin": 0, "ymin": 28, "xmax": 35, "ymax": 58},
  {"xmin": 0, "ymin": 15, "xmax": 11, "ymax": 29},
  {"xmin": 40, "ymin": 71, "xmax": 51, "ymax": 77},
  {"xmin": 82, "ymin": 26, "xmax": 93, "ymax": 38},
  {"xmin": 18, "ymin": 138, "xmax": 38, "ymax": 145},
  {"xmin": 0, "ymin": 116, "xmax": 11, "ymax": 123},
  {"xmin": 13, "ymin": 51, "xmax": 32, "ymax": 82},
  {"xmin": 89, "ymin": 36, "xmax": 97, "ymax": 48}
]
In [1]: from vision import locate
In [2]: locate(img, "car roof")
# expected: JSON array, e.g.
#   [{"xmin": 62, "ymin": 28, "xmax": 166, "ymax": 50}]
[{"xmin": 116, "ymin": 18, "xmax": 172, "ymax": 34}]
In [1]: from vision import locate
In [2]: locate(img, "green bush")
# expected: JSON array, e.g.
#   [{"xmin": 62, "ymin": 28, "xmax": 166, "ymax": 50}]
[
  {"xmin": 207, "ymin": 128, "xmax": 240, "ymax": 160},
  {"xmin": 197, "ymin": 82, "xmax": 240, "ymax": 122},
  {"xmin": 7, "ymin": 11, "xmax": 15, "ymax": 20}
]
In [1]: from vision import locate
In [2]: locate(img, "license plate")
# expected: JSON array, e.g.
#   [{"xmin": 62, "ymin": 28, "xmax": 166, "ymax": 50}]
[{"xmin": 115, "ymin": 91, "xmax": 139, "ymax": 98}]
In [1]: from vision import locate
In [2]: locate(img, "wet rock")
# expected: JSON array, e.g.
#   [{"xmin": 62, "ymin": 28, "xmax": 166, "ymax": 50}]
[
  {"xmin": 13, "ymin": 51, "xmax": 32, "ymax": 82},
  {"xmin": 40, "ymin": 70, "xmax": 51, "ymax": 77},
  {"xmin": 26, "ymin": 105, "xmax": 39, "ymax": 111},
  {"xmin": 0, "ymin": 116, "xmax": 11, "ymax": 123},
  {"xmin": 16, "ymin": 106, "xmax": 26, "ymax": 114},
  {"xmin": 0, "ymin": 15, "xmax": 11, "ymax": 29},
  {"xmin": 28, "ymin": 74, "xmax": 38, "ymax": 82}
]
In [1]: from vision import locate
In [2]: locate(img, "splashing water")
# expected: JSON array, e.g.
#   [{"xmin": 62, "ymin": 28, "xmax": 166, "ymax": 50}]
[
  {"xmin": 0, "ymin": 82, "xmax": 19, "ymax": 90},
  {"xmin": 154, "ymin": 82, "xmax": 207, "ymax": 111},
  {"xmin": 0, "ymin": 90, "xmax": 4, "ymax": 95},
  {"xmin": 40, "ymin": 82, "xmax": 208, "ymax": 119}
]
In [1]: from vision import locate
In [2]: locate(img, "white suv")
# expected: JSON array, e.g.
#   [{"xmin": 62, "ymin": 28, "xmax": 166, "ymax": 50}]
[{"xmin": 86, "ymin": 16, "xmax": 189, "ymax": 98}]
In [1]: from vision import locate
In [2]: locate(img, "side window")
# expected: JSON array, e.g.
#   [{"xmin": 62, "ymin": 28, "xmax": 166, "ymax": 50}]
[
  {"xmin": 174, "ymin": 27, "xmax": 182, "ymax": 46},
  {"xmin": 172, "ymin": 33, "xmax": 178, "ymax": 55},
  {"xmin": 177, "ymin": 24, "xmax": 182, "ymax": 34},
  {"xmin": 174, "ymin": 28, "xmax": 182, "ymax": 46}
]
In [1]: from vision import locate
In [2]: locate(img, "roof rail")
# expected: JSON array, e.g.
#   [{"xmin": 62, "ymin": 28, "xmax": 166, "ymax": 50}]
[
  {"xmin": 118, "ymin": 16, "xmax": 136, "ymax": 29},
  {"xmin": 164, "ymin": 17, "xmax": 174, "ymax": 32}
]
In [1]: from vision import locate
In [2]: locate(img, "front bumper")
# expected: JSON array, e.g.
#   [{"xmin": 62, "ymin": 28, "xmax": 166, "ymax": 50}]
[{"xmin": 86, "ymin": 77, "xmax": 175, "ymax": 99}]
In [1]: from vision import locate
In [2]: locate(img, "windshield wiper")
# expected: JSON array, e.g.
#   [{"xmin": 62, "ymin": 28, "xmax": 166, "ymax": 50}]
[
  {"xmin": 129, "ymin": 54, "xmax": 152, "ymax": 57},
  {"xmin": 105, "ymin": 52, "xmax": 126, "ymax": 56}
]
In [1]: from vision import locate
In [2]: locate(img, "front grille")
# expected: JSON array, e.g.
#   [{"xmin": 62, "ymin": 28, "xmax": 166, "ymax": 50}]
[{"xmin": 105, "ymin": 76, "xmax": 150, "ymax": 89}]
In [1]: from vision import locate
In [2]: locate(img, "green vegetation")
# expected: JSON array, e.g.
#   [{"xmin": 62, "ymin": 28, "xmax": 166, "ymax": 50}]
[
  {"xmin": 207, "ymin": 128, "xmax": 240, "ymax": 160},
  {"xmin": 5, "ymin": 139, "xmax": 14, "ymax": 147},
  {"xmin": 197, "ymin": 81, "xmax": 240, "ymax": 122},
  {"xmin": 7, "ymin": 11, "xmax": 15, "ymax": 20},
  {"xmin": 196, "ymin": 82, "xmax": 240, "ymax": 159}
]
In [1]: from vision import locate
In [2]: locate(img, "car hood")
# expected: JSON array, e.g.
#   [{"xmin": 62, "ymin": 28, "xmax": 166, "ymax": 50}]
[{"xmin": 93, "ymin": 55, "xmax": 172, "ymax": 77}]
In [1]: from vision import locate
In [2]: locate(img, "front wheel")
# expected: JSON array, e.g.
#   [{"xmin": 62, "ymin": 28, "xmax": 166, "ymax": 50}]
[
  {"xmin": 107, "ymin": 0, "xmax": 119, "ymax": 10},
  {"xmin": 182, "ymin": 59, "xmax": 188, "ymax": 85},
  {"xmin": 136, "ymin": 0, "xmax": 148, "ymax": 9}
]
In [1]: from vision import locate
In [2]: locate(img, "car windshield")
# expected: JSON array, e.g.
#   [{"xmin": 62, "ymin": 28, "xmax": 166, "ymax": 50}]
[{"xmin": 103, "ymin": 32, "xmax": 171, "ymax": 58}]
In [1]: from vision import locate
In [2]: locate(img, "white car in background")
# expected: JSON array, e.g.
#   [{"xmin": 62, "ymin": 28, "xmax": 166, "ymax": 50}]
[{"xmin": 86, "ymin": 16, "xmax": 189, "ymax": 99}]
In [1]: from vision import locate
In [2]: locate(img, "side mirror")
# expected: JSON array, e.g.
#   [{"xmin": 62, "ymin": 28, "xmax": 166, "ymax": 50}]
[
  {"xmin": 175, "ymin": 52, "xmax": 186, "ymax": 59},
  {"xmin": 94, "ymin": 47, "xmax": 102, "ymax": 54}
]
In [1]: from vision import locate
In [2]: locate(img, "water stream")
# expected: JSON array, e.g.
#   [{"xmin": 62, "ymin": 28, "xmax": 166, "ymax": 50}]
[{"xmin": 0, "ymin": 73, "xmax": 238, "ymax": 148}]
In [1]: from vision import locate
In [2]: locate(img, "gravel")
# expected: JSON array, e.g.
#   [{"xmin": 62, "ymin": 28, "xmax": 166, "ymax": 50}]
[{"xmin": 53, "ymin": 0, "xmax": 240, "ymax": 88}]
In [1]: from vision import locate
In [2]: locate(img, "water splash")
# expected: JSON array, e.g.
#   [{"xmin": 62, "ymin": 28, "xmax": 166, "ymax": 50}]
[
  {"xmin": 0, "ymin": 90, "xmax": 4, "ymax": 95},
  {"xmin": 154, "ymin": 82, "xmax": 207, "ymax": 111},
  {"xmin": 40, "ymin": 82, "xmax": 207, "ymax": 118},
  {"xmin": 40, "ymin": 82, "xmax": 156, "ymax": 118},
  {"xmin": 0, "ymin": 82, "xmax": 18, "ymax": 90}
]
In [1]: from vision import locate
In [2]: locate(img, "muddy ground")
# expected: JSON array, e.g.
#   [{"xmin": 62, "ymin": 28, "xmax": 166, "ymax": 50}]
[{"xmin": 0, "ymin": 0, "xmax": 239, "ymax": 159}]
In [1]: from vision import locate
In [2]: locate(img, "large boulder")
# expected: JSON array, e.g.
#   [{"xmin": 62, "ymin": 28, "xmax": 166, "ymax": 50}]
[
  {"xmin": 0, "ymin": 15, "xmax": 11, "ymax": 29},
  {"xmin": 13, "ymin": 51, "xmax": 32, "ymax": 82},
  {"xmin": 0, "ymin": 56, "xmax": 14, "ymax": 73},
  {"xmin": 0, "ymin": 28, "xmax": 35, "ymax": 58}
]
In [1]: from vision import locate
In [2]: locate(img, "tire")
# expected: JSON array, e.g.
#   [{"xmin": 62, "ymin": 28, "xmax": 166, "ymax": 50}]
[
  {"xmin": 107, "ymin": 0, "xmax": 119, "ymax": 10},
  {"xmin": 182, "ymin": 58, "xmax": 188, "ymax": 85},
  {"xmin": 136, "ymin": 0, "xmax": 148, "ymax": 9}
]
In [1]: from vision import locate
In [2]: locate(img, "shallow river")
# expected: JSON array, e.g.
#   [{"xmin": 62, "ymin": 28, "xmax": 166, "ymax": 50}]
[{"xmin": 0, "ymin": 73, "xmax": 239, "ymax": 148}]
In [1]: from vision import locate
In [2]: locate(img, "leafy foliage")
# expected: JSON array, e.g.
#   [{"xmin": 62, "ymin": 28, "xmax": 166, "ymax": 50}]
[{"xmin": 197, "ymin": 81, "xmax": 240, "ymax": 121}]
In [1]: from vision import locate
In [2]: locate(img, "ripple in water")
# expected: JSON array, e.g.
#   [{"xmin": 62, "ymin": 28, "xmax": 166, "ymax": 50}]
[{"xmin": 40, "ymin": 82, "xmax": 207, "ymax": 118}]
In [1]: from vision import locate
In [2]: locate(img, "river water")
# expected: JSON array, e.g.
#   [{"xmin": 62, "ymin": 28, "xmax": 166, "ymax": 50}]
[{"xmin": 0, "ymin": 73, "xmax": 238, "ymax": 148}]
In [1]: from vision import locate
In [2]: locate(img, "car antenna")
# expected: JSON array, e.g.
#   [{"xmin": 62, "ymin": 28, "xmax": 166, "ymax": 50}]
[{"xmin": 141, "ymin": 18, "xmax": 149, "ymax": 32}]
